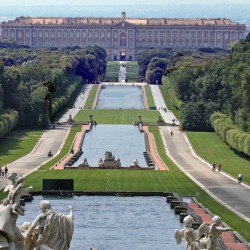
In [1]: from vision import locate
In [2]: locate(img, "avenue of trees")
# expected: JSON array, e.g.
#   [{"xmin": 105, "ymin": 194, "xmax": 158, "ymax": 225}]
[
  {"xmin": 0, "ymin": 46, "xmax": 107, "ymax": 138},
  {"xmin": 137, "ymin": 40, "xmax": 250, "ymax": 157}
]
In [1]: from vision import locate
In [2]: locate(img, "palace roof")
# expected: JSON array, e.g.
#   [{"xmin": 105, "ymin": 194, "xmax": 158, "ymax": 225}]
[{"xmin": 2, "ymin": 16, "xmax": 244, "ymax": 27}]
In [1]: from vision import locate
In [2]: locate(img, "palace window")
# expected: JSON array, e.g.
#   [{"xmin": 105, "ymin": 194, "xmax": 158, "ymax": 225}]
[
  {"xmin": 57, "ymin": 31, "xmax": 62, "ymax": 38},
  {"xmin": 51, "ymin": 31, "xmax": 55, "ymax": 38},
  {"xmin": 45, "ymin": 31, "xmax": 49, "ymax": 38},
  {"xmin": 17, "ymin": 30, "xmax": 22, "ymax": 38},
  {"xmin": 10, "ymin": 30, "xmax": 15, "ymax": 38},
  {"xmin": 120, "ymin": 32, "xmax": 126, "ymax": 46},
  {"xmin": 88, "ymin": 31, "xmax": 93, "ymax": 38},
  {"xmin": 63, "ymin": 31, "xmax": 68, "ymax": 38},
  {"xmin": 3, "ymin": 30, "xmax": 8, "ymax": 38}
]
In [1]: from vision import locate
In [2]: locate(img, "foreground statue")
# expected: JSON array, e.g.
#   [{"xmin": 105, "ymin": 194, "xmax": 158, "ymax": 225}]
[
  {"xmin": 24, "ymin": 200, "xmax": 74, "ymax": 250},
  {"xmin": 0, "ymin": 173, "xmax": 32, "ymax": 249},
  {"xmin": 0, "ymin": 173, "xmax": 74, "ymax": 250},
  {"xmin": 175, "ymin": 215, "xmax": 232, "ymax": 250}
]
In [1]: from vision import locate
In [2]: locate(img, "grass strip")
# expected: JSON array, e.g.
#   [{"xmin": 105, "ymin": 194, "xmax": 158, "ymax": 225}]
[
  {"xmin": 144, "ymin": 85, "xmax": 156, "ymax": 109},
  {"xmin": 74, "ymin": 109, "xmax": 161, "ymax": 124},
  {"xmin": 187, "ymin": 131, "xmax": 250, "ymax": 184},
  {"xmin": 0, "ymin": 130, "xmax": 43, "ymax": 167},
  {"xmin": 126, "ymin": 61, "xmax": 139, "ymax": 82},
  {"xmin": 83, "ymin": 85, "xmax": 98, "ymax": 109},
  {"xmin": 105, "ymin": 61, "xmax": 119, "ymax": 81}
]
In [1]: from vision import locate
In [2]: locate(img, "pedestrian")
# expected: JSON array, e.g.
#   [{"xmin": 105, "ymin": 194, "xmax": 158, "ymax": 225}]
[
  {"xmin": 218, "ymin": 164, "xmax": 221, "ymax": 172},
  {"xmin": 238, "ymin": 173, "xmax": 243, "ymax": 184},
  {"xmin": 0, "ymin": 168, "xmax": 3, "ymax": 178},
  {"xmin": 4, "ymin": 165, "xmax": 8, "ymax": 177},
  {"xmin": 212, "ymin": 162, "xmax": 216, "ymax": 171}
]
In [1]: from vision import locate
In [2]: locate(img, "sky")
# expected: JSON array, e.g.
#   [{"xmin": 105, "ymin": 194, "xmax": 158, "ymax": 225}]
[{"xmin": 0, "ymin": 0, "xmax": 249, "ymax": 5}]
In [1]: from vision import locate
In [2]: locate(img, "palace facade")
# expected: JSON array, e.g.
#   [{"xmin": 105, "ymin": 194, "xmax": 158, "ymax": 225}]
[{"xmin": 0, "ymin": 12, "xmax": 246, "ymax": 60}]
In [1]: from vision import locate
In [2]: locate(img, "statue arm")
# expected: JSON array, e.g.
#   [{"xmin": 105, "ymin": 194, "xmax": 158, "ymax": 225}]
[
  {"xmin": 26, "ymin": 214, "xmax": 45, "ymax": 237},
  {"xmin": 216, "ymin": 226, "xmax": 232, "ymax": 232},
  {"xmin": 68, "ymin": 205, "xmax": 74, "ymax": 220}
]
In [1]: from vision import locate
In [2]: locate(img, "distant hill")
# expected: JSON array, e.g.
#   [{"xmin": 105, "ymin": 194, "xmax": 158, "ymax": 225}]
[{"xmin": 1, "ymin": 4, "xmax": 249, "ymax": 30}]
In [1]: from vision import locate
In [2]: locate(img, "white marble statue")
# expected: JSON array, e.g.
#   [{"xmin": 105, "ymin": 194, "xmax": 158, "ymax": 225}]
[
  {"xmin": 0, "ymin": 173, "xmax": 32, "ymax": 249},
  {"xmin": 175, "ymin": 215, "xmax": 233, "ymax": 250},
  {"xmin": 175, "ymin": 215, "xmax": 197, "ymax": 249},
  {"xmin": 195, "ymin": 216, "xmax": 232, "ymax": 250},
  {"xmin": 25, "ymin": 200, "xmax": 74, "ymax": 250}
]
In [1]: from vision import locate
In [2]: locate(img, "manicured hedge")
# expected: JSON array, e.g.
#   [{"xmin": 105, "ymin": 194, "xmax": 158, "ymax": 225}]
[
  {"xmin": 211, "ymin": 112, "xmax": 250, "ymax": 157},
  {"xmin": 0, "ymin": 109, "xmax": 18, "ymax": 138}
]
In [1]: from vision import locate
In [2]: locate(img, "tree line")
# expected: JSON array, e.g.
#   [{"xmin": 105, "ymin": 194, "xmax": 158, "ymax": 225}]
[
  {"xmin": 0, "ymin": 46, "xmax": 107, "ymax": 138},
  {"xmin": 137, "ymin": 40, "xmax": 250, "ymax": 157}
]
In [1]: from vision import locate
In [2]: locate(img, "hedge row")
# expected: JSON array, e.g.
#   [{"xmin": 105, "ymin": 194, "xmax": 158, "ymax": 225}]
[
  {"xmin": 0, "ymin": 109, "xmax": 18, "ymax": 138},
  {"xmin": 51, "ymin": 75, "xmax": 82, "ymax": 117},
  {"xmin": 211, "ymin": 112, "xmax": 250, "ymax": 157}
]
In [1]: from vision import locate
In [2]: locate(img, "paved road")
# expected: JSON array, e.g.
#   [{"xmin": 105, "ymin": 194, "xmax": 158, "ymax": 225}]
[
  {"xmin": 150, "ymin": 85, "xmax": 179, "ymax": 125},
  {"xmin": 150, "ymin": 84, "xmax": 250, "ymax": 223},
  {"xmin": 0, "ymin": 84, "xmax": 92, "ymax": 190}
]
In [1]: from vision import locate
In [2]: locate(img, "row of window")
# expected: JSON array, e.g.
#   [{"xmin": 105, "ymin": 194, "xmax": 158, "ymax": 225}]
[
  {"xmin": 3, "ymin": 29, "xmax": 242, "ymax": 41},
  {"xmin": 18, "ymin": 38, "xmax": 227, "ymax": 49}
]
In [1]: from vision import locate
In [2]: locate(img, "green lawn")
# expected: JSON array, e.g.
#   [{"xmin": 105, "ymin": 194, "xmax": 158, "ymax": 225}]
[
  {"xmin": 74, "ymin": 109, "xmax": 161, "ymax": 124},
  {"xmin": 144, "ymin": 85, "xmax": 156, "ymax": 109},
  {"xmin": 126, "ymin": 61, "xmax": 139, "ymax": 82},
  {"xmin": 0, "ymin": 130, "xmax": 43, "ymax": 167},
  {"xmin": 187, "ymin": 131, "xmax": 250, "ymax": 184},
  {"xmin": 83, "ymin": 85, "xmax": 98, "ymax": 109},
  {"xmin": 105, "ymin": 61, "xmax": 119, "ymax": 81}
]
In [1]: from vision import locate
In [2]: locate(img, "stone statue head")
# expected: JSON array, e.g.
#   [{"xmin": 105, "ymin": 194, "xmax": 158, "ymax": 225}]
[
  {"xmin": 20, "ymin": 221, "xmax": 31, "ymax": 232},
  {"xmin": 39, "ymin": 200, "xmax": 52, "ymax": 212},
  {"xmin": 183, "ymin": 215, "xmax": 194, "ymax": 228},
  {"xmin": 211, "ymin": 216, "xmax": 221, "ymax": 226}
]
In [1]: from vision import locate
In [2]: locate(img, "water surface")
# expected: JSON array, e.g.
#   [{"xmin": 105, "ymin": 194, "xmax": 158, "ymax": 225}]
[
  {"xmin": 18, "ymin": 196, "xmax": 186, "ymax": 250},
  {"xmin": 96, "ymin": 85, "xmax": 144, "ymax": 109},
  {"xmin": 75, "ymin": 125, "xmax": 147, "ymax": 167}
]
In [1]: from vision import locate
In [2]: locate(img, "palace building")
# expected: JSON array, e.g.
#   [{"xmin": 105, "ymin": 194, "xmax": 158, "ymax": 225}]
[{"xmin": 0, "ymin": 12, "xmax": 246, "ymax": 60}]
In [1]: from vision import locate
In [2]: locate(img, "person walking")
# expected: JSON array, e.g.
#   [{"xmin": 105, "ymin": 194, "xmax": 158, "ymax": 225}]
[
  {"xmin": 212, "ymin": 162, "xmax": 216, "ymax": 171},
  {"xmin": 218, "ymin": 164, "xmax": 221, "ymax": 172},
  {"xmin": 4, "ymin": 166, "xmax": 8, "ymax": 177},
  {"xmin": 238, "ymin": 173, "xmax": 243, "ymax": 184},
  {"xmin": 0, "ymin": 168, "xmax": 3, "ymax": 178}
]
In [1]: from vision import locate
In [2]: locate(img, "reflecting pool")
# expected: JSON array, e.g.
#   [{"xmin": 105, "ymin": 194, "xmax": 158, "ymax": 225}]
[
  {"xmin": 74, "ymin": 125, "xmax": 147, "ymax": 167},
  {"xmin": 96, "ymin": 85, "xmax": 144, "ymax": 109},
  {"xmin": 18, "ymin": 196, "xmax": 186, "ymax": 250}
]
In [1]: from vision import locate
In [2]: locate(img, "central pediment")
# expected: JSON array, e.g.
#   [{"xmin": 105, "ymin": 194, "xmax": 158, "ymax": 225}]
[{"xmin": 112, "ymin": 20, "xmax": 135, "ymax": 28}]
